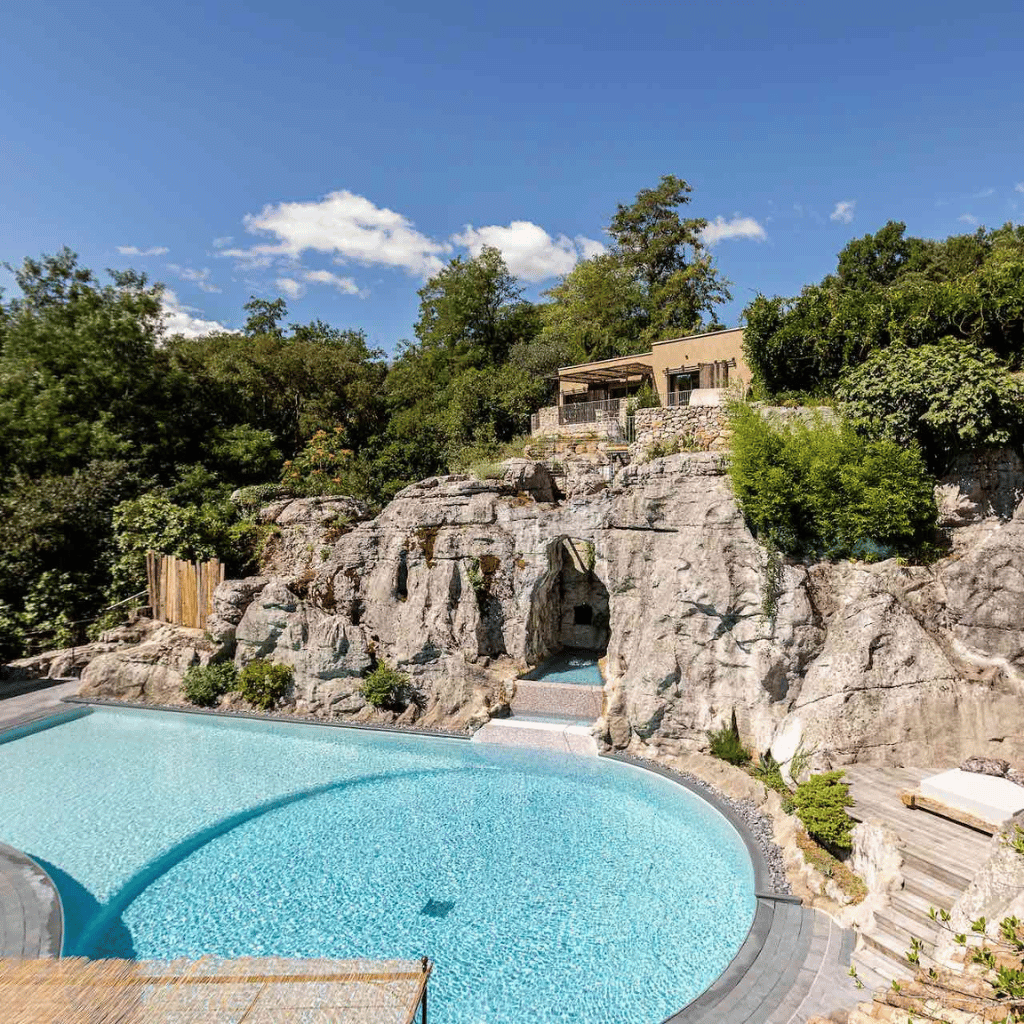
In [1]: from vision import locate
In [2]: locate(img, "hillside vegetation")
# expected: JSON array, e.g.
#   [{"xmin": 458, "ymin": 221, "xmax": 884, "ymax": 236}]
[{"xmin": 0, "ymin": 195, "xmax": 1021, "ymax": 658}]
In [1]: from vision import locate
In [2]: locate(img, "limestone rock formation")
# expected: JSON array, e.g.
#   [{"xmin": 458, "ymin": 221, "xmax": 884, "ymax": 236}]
[{"xmin": 63, "ymin": 446, "xmax": 1024, "ymax": 764}]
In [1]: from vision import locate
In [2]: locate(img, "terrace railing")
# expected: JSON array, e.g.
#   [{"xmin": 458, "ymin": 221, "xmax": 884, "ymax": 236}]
[
  {"xmin": 667, "ymin": 390, "xmax": 693, "ymax": 408},
  {"xmin": 557, "ymin": 398, "xmax": 622, "ymax": 426}
]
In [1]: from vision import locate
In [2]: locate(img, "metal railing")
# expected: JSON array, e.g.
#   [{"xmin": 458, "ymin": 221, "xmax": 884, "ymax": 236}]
[
  {"xmin": 667, "ymin": 390, "xmax": 693, "ymax": 408},
  {"xmin": 557, "ymin": 398, "xmax": 623, "ymax": 425}
]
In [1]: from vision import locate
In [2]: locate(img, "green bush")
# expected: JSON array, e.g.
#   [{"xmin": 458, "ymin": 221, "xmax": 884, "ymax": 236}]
[
  {"xmin": 793, "ymin": 771, "xmax": 856, "ymax": 850},
  {"xmin": 237, "ymin": 660, "xmax": 293, "ymax": 710},
  {"xmin": 708, "ymin": 711, "xmax": 750, "ymax": 766},
  {"xmin": 183, "ymin": 662, "xmax": 238, "ymax": 707},
  {"xmin": 837, "ymin": 340, "xmax": 1024, "ymax": 472},
  {"xmin": 360, "ymin": 663, "xmax": 409, "ymax": 709},
  {"xmin": 727, "ymin": 403, "xmax": 937, "ymax": 559},
  {"xmin": 750, "ymin": 752, "xmax": 796, "ymax": 813}
]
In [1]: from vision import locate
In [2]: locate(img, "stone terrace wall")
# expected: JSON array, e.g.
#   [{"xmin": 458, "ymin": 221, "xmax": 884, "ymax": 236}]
[
  {"xmin": 630, "ymin": 405, "xmax": 730, "ymax": 460},
  {"xmin": 532, "ymin": 405, "xmax": 628, "ymax": 440}
]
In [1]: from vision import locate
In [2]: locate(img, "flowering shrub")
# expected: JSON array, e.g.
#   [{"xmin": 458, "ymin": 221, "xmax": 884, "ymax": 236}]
[{"xmin": 281, "ymin": 428, "xmax": 360, "ymax": 496}]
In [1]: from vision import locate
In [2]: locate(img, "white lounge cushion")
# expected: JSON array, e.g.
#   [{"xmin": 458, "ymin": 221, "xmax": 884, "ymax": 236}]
[{"xmin": 919, "ymin": 768, "xmax": 1024, "ymax": 825}]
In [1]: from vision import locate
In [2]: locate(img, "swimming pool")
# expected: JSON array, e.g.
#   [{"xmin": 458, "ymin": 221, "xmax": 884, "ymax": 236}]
[
  {"xmin": 521, "ymin": 648, "xmax": 604, "ymax": 685},
  {"xmin": 0, "ymin": 707, "xmax": 755, "ymax": 1024}
]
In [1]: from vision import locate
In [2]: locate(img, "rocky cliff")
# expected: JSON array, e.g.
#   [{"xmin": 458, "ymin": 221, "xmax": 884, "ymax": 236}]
[{"xmin": 75, "ymin": 448, "xmax": 1024, "ymax": 768}]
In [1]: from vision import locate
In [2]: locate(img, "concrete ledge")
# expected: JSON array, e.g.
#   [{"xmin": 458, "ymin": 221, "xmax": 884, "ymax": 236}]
[
  {"xmin": 59, "ymin": 696, "xmax": 472, "ymax": 741},
  {"xmin": 0, "ymin": 842, "xmax": 63, "ymax": 958}
]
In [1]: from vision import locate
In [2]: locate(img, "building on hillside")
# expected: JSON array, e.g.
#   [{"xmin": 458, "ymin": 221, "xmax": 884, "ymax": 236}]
[{"xmin": 530, "ymin": 327, "xmax": 748, "ymax": 437}]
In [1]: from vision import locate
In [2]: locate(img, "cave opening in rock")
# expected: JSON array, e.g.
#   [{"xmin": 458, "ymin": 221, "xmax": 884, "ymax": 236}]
[{"xmin": 527, "ymin": 537, "xmax": 610, "ymax": 664}]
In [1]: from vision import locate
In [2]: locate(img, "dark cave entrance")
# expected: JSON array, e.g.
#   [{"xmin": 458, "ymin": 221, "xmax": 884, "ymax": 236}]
[{"xmin": 527, "ymin": 537, "xmax": 610, "ymax": 663}]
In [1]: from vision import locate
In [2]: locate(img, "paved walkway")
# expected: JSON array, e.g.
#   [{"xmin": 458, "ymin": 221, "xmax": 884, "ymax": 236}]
[
  {"xmin": 671, "ymin": 898, "xmax": 860, "ymax": 1024},
  {"xmin": 0, "ymin": 678, "xmax": 82, "ymax": 732}
]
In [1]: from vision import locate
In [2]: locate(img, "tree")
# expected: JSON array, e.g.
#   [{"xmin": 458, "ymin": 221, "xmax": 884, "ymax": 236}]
[
  {"xmin": 535, "ymin": 253, "xmax": 648, "ymax": 365},
  {"xmin": 0, "ymin": 249, "xmax": 169, "ymax": 478},
  {"xmin": 836, "ymin": 220, "xmax": 916, "ymax": 291},
  {"xmin": 243, "ymin": 296, "xmax": 287, "ymax": 337},
  {"xmin": 837, "ymin": 340, "xmax": 1024, "ymax": 471},
  {"xmin": 608, "ymin": 174, "xmax": 731, "ymax": 339}
]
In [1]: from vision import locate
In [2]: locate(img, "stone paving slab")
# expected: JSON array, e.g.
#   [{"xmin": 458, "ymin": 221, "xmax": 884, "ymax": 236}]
[{"xmin": 0, "ymin": 842, "xmax": 63, "ymax": 958}]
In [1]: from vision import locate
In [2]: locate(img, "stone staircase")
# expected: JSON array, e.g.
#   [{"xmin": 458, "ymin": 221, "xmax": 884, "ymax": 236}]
[
  {"xmin": 471, "ymin": 677, "xmax": 602, "ymax": 756},
  {"xmin": 844, "ymin": 766, "xmax": 992, "ymax": 993}
]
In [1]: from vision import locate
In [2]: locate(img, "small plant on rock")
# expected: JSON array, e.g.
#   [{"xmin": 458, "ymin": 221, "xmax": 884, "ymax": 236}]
[
  {"xmin": 360, "ymin": 662, "xmax": 409, "ymax": 710},
  {"xmin": 792, "ymin": 770, "xmax": 855, "ymax": 851},
  {"xmin": 708, "ymin": 710, "xmax": 751, "ymax": 766},
  {"xmin": 237, "ymin": 660, "xmax": 293, "ymax": 710},
  {"xmin": 183, "ymin": 662, "xmax": 238, "ymax": 708}
]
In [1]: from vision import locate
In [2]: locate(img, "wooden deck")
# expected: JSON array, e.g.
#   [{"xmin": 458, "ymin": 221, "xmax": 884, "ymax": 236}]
[{"xmin": 843, "ymin": 765, "xmax": 991, "ymax": 889}]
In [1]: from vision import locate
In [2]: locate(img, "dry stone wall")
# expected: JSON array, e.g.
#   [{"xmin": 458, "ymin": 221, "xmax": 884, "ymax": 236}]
[{"xmin": 630, "ymin": 405, "xmax": 730, "ymax": 459}]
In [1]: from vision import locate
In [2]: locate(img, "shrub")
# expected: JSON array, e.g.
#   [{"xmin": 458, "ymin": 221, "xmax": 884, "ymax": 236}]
[
  {"xmin": 183, "ymin": 662, "xmax": 238, "ymax": 707},
  {"xmin": 837, "ymin": 339, "xmax": 1024, "ymax": 472},
  {"xmin": 708, "ymin": 711, "xmax": 750, "ymax": 766},
  {"xmin": 628, "ymin": 381, "xmax": 660, "ymax": 410},
  {"xmin": 237, "ymin": 660, "xmax": 293, "ymax": 710},
  {"xmin": 281, "ymin": 427, "xmax": 363, "ymax": 497},
  {"xmin": 360, "ymin": 663, "xmax": 409, "ymax": 709},
  {"xmin": 750, "ymin": 752, "xmax": 796, "ymax": 813},
  {"xmin": 792, "ymin": 771, "xmax": 856, "ymax": 850},
  {"xmin": 727, "ymin": 403, "xmax": 937, "ymax": 559}
]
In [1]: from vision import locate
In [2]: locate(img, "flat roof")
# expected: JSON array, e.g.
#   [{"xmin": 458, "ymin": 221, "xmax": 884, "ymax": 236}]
[
  {"xmin": 556, "ymin": 350, "xmax": 653, "ymax": 373},
  {"xmin": 652, "ymin": 326, "xmax": 742, "ymax": 347}
]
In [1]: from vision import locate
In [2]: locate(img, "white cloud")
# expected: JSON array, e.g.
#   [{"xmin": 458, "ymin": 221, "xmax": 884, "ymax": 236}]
[
  {"xmin": 160, "ymin": 289, "xmax": 229, "ymax": 338},
  {"xmin": 452, "ymin": 221, "xmax": 604, "ymax": 282},
  {"xmin": 238, "ymin": 190, "xmax": 450, "ymax": 277},
  {"xmin": 972, "ymin": 187, "xmax": 995, "ymax": 198},
  {"xmin": 118, "ymin": 245, "xmax": 169, "ymax": 256},
  {"xmin": 212, "ymin": 236, "xmax": 233, "ymax": 248},
  {"xmin": 700, "ymin": 215, "xmax": 767, "ymax": 245},
  {"xmin": 275, "ymin": 277, "xmax": 305, "ymax": 299},
  {"xmin": 303, "ymin": 269, "xmax": 363, "ymax": 295},
  {"xmin": 1015, "ymin": 182, "xmax": 1024, "ymax": 194},
  {"xmin": 958, "ymin": 213, "xmax": 979, "ymax": 225},
  {"xmin": 829, "ymin": 201, "xmax": 856, "ymax": 224},
  {"xmin": 166, "ymin": 264, "xmax": 221, "ymax": 293}
]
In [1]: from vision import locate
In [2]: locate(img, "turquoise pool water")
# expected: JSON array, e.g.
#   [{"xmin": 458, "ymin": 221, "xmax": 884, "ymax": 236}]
[
  {"xmin": 522, "ymin": 648, "xmax": 604, "ymax": 685},
  {"xmin": 0, "ymin": 708, "xmax": 755, "ymax": 1024}
]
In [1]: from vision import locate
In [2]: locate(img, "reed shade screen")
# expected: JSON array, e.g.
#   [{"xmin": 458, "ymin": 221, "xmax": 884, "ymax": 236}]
[
  {"xmin": 146, "ymin": 552, "xmax": 225, "ymax": 630},
  {"xmin": 0, "ymin": 955, "xmax": 432, "ymax": 1024}
]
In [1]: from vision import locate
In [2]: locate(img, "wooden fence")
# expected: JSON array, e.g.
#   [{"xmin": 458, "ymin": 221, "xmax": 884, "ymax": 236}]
[{"xmin": 146, "ymin": 552, "xmax": 225, "ymax": 630}]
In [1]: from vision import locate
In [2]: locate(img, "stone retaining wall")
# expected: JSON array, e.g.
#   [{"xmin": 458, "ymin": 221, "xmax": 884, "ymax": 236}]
[
  {"xmin": 532, "ymin": 405, "xmax": 628, "ymax": 439},
  {"xmin": 630, "ymin": 404, "xmax": 730, "ymax": 460}
]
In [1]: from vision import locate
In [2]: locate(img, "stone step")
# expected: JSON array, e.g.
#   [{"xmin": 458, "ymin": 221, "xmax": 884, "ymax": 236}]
[
  {"xmin": 859, "ymin": 921, "xmax": 939, "ymax": 972},
  {"xmin": 471, "ymin": 716, "xmax": 598, "ymax": 756},
  {"xmin": 901, "ymin": 847, "xmax": 973, "ymax": 892},
  {"xmin": 850, "ymin": 943, "xmax": 909, "ymax": 994},
  {"xmin": 510, "ymin": 679, "xmax": 603, "ymax": 720},
  {"xmin": 890, "ymin": 886, "xmax": 955, "ymax": 930},
  {"xmin": 872, "ymin": 901, "xmax": 942, "ymax": 952},
  {"xmin": 899, "ymin": 864, "xmax": 963, "ymax": 911}
]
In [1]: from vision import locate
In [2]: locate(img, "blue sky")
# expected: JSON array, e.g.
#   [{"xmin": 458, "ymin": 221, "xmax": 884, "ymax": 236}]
[{"xmin": 2, "ymin": 0, "xmax": 1022, "ymax": 352}]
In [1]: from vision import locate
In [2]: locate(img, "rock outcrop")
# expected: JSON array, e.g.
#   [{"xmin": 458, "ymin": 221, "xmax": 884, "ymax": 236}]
[{"xmin": 67, "ymin": 447, "xmax": 1024, "ymax": 764}]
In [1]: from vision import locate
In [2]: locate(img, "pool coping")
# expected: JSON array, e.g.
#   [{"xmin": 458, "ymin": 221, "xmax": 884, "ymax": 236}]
[
  {"xmin": 0, "ymin": 700, "xmax": 826, "ymax": 1023},
  {"xmin": 0, "ymin": 841, "xmax": 64, "ymax": 959},
  {"xmin": 57, "ymin": 696, "xmax": 474, "ymax": 740},
  {"xmin": 599, "ymin": 753, "xmax": 811, "ymax": 1022}
]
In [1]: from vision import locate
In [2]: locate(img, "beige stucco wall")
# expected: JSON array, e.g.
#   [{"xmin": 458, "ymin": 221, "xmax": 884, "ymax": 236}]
[
  {"xmin": 554, "ymin": 330, "xmax": 749, "ymax": 405},
  {"xmin": 650, "ymin": 328, "xmax": 749, "ymax": 403}
]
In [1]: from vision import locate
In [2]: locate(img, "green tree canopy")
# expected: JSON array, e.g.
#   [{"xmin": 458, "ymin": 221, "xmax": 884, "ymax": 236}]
[{"xmin": 837, "ymin": 340, "xmax": 1024, "ymax": 471}]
